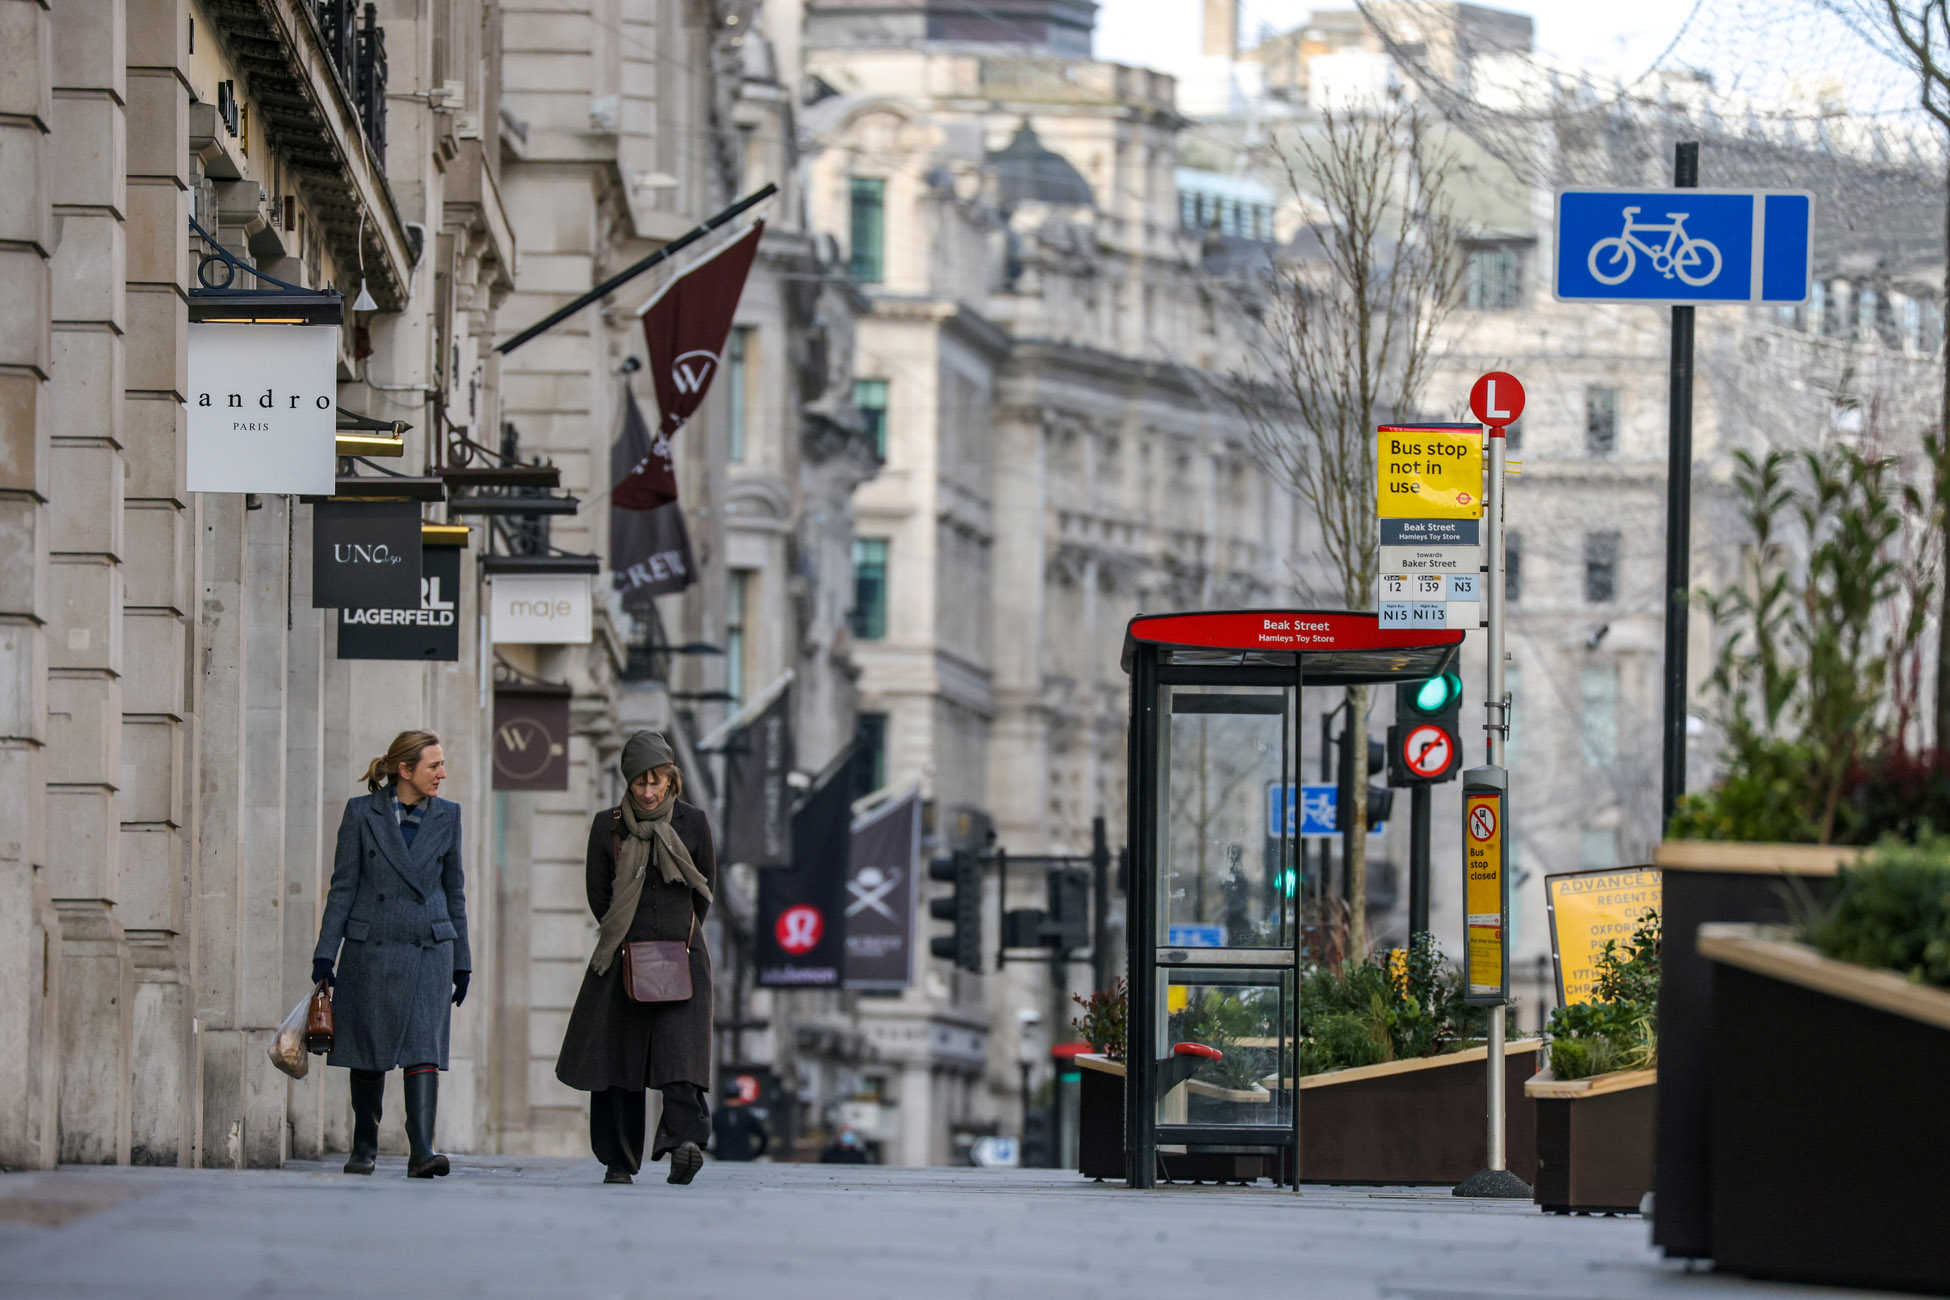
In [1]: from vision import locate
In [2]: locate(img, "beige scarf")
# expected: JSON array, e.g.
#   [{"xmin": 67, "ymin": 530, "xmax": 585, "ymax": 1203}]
[{"xmin": 590, "ymin": 792, "xmax": 712, "ymax": 975}]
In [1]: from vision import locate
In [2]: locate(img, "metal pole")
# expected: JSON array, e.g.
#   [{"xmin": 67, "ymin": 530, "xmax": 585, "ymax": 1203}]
[
  {"xmin": 1660, "ymin": 142, "xmax": 1700, "ymax": 825},
  {"xmin": 1485, "ymin": 412, "xmax": 1509, "ymax": 1177},
  {"xmin": 1091, "ymin": 815, "xmax": 1111, "ymax": 993},
  {"xmin": 494, "ymin": 183, "xmax": 778, "ymax": 355},
  {"xmin": 1408, "ymin": 784, "xmax": 1431, "ymax": 939},
  {"xmin": 1317, "ymin": 711, "xmax": 1334, "ymax": 911}
]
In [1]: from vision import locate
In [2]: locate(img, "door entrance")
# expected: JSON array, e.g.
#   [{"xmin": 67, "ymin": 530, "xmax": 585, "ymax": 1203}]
[{"xmin": 1121, "ymin": 610, "xmax": 1463, "ymax": 1189}]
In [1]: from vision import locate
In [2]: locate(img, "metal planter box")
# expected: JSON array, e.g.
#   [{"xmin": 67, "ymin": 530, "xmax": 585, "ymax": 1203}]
[
  {"xmin": 1525, "ymin": 1067, "xmax": 1657, "ymax": 1214},
  {"xmin": 1700, "ymin": 925, "xmax": 1950, "ymax": 1294}
]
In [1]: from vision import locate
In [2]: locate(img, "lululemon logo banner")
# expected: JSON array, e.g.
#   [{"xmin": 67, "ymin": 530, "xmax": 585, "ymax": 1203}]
[
  {"xmin": 843, "ymin": 790, "xmax": 920, "ymax": 990},
  {"xmin": 755, "ymin": 752, "xmax": 853, "ymax": 988},
  {"xmin": 312, "ymin": 501, "xmax": 423, "ymax": 609},
  {"xmin": 186, "ymin": 323, "xmax": 339, "ymax": 496},
  {"xmin": 491, "ymin": 687, "xmax": 571, "ymax": 792},
  {"xmin": 774, "ymin": 905, "xmax": 825, "ymax": 954},
  {"xmin": 337, "ymin": 545, "xmax": 461, "ymax": 661}
]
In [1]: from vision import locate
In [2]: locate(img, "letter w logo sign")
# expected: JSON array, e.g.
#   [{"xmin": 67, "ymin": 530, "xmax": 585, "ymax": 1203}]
[
  {"xmin": 670, "ymin": 350, "xmax": 718, "ymax": 396},
  {"xmin": 497, "ymin": 724, "xmax": 532, "ymax": 752}
]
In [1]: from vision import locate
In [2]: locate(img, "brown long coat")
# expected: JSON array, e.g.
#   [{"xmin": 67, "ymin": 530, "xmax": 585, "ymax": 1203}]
[{"xmin": 555, "ymin": 799, "xmax": 715, "ymax": 1092}]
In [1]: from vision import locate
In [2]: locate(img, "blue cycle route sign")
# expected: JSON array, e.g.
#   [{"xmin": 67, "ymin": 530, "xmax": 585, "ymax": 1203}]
[
  {"xmin": 1266, "ymin": 783, "xmax": 1382, "ymax": 839},
  {"xmin": 1554, "ymin": 189, "xmax": 1812, "ymax": 305}
]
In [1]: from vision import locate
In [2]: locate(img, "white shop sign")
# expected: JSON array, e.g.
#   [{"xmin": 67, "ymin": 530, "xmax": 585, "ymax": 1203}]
[
  {"xmin": 490, "ymin": 573, "xmax": 593, "ymax": 645},
  {"xmin": 186, "ymin": 323, "xmax": 338, "ymax": 495}
]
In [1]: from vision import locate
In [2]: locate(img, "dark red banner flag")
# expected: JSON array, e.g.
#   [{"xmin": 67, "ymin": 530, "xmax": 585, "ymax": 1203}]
[{"xmin": 611, "ymin": 220, "xmax": 763, "ymax": 509}]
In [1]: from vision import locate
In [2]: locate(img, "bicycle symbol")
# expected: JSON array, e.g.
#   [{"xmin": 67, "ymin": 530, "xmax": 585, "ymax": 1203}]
[{"xmin": 1586, "ymin": 206, "xmax": 1723, "ymax": 287}]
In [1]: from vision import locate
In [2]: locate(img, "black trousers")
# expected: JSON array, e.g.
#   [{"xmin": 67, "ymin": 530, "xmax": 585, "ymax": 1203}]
[{"xmin": 590, "ymin": 1084, "xmax": 710, "ymax": 1173}]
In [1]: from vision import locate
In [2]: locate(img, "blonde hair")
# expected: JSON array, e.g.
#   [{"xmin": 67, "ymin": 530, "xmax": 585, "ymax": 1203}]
[{"xmin": 364, "ymin": 730, "xmax": 441, "ymax": 792}]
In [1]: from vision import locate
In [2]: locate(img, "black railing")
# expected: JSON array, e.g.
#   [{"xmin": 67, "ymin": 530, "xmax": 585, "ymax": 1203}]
[
  {"xmin": 315, "ymin": 1, "xmax": 386, "ymax": 159},
  {"xmin": 621, "ymin": 605, "xmax": 670, "ymax": 684},
  {"xmin": 491, "ymin": 422, "xmax": 553, "ymax": 556}
]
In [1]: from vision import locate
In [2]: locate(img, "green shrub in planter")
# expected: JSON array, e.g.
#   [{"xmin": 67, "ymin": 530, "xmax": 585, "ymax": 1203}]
[
  {"xmin": 1547, "ymin": 908, "xmax": 1659, "ymax": 1081},
  {"xmin": 1801, "ymin": 837, "xmax": 1950, "ymax": 988},
  {"xmin": 1296, "ymin": 933, "xmax": 1492, "ymax": 1077},
  {"xmin": 1668, "ymin": 444, "xmax": 1937, "ymax": 846}
]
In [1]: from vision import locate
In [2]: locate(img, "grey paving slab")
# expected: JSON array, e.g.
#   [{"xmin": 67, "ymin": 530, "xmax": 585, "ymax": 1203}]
[{"xmin": 0, "ymin": 1159, "xmax": 1902, "ymax": 1300}]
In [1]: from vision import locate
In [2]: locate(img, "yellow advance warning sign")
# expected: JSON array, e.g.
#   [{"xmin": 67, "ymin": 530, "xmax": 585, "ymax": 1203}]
[
  {"xmin": 1378, "ymin": 426, "xmax": 1485, "ymax": 520},
  {"xmin": 1463, "ymin": 791, "xmax": 1503, "ymax": 997},
  {"xmin": 1545, "ymin": 867, "xmax": 1661, "ymax": 1005}
]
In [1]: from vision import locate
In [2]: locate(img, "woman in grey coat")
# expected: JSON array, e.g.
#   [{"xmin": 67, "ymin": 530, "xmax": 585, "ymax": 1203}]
[
  {"xmin": 556, "ymin": 731, "xmax": 716, "ymax": 1186},
  {"xmin": 312, "ymin": 730, "xmax": 472, "ymax": 1179}
]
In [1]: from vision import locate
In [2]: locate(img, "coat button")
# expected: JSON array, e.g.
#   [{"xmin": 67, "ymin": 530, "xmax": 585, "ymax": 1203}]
[{"xmin": 377, "ymin": 893, "xmax": 385, "ymax": 902}]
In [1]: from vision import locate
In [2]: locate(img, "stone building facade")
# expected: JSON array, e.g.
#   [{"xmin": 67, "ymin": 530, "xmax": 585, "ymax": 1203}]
[{"xmin": 0, "ymin": 0, "xmax": 519, "ymax": 1169}]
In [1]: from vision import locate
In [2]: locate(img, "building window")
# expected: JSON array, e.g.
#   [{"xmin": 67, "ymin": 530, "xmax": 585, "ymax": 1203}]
[
  {"xmin": 1579, "ymin": 827, "xmax": 1618, "ymax": 870},
  {"xmin": 726, "ymin": 327, "xmax": 751, "ymax": 463},
  {"xmin": 1818, "ymin": 279, "xmax": 1841, "ymax": 338},
  {"xmin": 1580, "ymin": 661, "xmax": 1618, "ymax": 767},
  {"xmin": 725, "ymin": 570, "xmax": 751, "ymax": 706},
  {"xmin": 854, "ymin": 378, "xmax": 889, "ymax": 458},
  {"xmin": 1585, "ymin": 386, "xmax": 1618, "ymax": 456},
  {"xmin": 1584, "ymin": 531, "xmax": 1618, "ymax": 604},
  {"xmin": 1505, "ymin": 529, "xmax": 1522, "ymax": 604},
  {"xmin": 851, "ymin": 711, "xmax": 888, "ymax": 800},
  {"xmin": 1465, "ymin": 244, "xmax": 1522, "ymax": 310},
  {"xmin": 849, "ymin": 177, "xmax": 885, "ymax": 284},
  {"xmin": 851, "ymin": 539, "xmax": 888, "ymax": 640}
]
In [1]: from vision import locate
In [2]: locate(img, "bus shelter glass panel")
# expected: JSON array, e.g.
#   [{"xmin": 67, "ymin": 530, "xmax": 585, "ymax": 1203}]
[
  {"xmin": 1158, "ymin": 685, "xmax": 1294, "ymax": 950},
  {"xmin": 1154, "ymin": 969, "xmax": 1293, "ymax": 1130}
]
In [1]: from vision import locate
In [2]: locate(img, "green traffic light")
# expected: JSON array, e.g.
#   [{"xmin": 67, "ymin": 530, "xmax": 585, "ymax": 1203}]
[{"xmin": 1413, "ymin": 672, "xmax": 1460, "ymax": 713}]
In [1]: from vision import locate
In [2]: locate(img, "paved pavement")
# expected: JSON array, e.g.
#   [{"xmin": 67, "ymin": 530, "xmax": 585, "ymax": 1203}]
[{"xmin": 0, "ymin": 1158, "xmax": 1900, "ymax": 1299}]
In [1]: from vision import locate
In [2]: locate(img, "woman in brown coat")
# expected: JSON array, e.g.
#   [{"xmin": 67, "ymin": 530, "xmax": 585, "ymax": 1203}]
[{"xmin": 556, "ymin": 730, "xmax": 717, "ymax": 1185}]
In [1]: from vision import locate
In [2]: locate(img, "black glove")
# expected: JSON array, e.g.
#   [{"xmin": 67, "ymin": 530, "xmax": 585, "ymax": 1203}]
[
  {"xmin": 452, "ymin": 969, "xmax": 470, "ymax": 1006},
  {"xmin": 312, "ymin": 958, "xmax": 335, "ymax": 988}
]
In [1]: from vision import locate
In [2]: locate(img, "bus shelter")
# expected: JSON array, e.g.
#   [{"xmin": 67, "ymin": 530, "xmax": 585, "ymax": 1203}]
[{"xmin": 1120, "ymin": 610, "xmax": 1465, "ymax": 1189}]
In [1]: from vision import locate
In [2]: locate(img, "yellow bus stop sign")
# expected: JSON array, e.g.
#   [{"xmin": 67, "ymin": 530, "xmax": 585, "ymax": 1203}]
[{"xmin": 1378, "ymin": 425, "xmax": 1485, "ymax": 520}]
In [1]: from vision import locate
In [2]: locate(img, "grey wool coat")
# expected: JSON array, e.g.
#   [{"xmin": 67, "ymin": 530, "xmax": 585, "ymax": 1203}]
[
  {"xmin": 313, "ymin": 789, "xmax": 472, "ymax": 1072},
  {"xmin": 554, "ymin": 800, "xmax": 715, "ymax": 1093}
]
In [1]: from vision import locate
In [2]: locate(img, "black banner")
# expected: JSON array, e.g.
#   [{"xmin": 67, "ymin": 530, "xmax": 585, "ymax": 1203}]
[
  {"xmin": 614, "ymin": 503, "xmax": 697, "ymax": 605},
  {"xmin": 610, "ymin": 388, "xmax": 698, "ymax": 606},
  {"xmin": 722, "ymin": 686, "xmax": 793, "ymax": 868},
  {"xmin": 755, "ymin": 759, "xmax": 851, "ymax": 988},
  {"xmin": 313, "ymin": 501, "xmax": 422, "ymax": 609},
  {"xmin": 843, "ymin": 790, "xmax": 919, "ymax": 989},
  {"xmin": 492, "ymin": 687, "xmax": 571, "ymax": 791},
  {"xmin": 337, "ymin": 545, "xmax": 461, "ymax": 661}
]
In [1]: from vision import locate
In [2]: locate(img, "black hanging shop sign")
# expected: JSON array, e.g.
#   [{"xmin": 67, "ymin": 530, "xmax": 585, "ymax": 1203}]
[
  {"xmin": 337, "ymin": 541, "xmax": 462, "ymax": 661},
  {"xmin": 755, "ymin": 753, "xmax": 854, "ymax": 989},
  {"xmin": 492, "ymin": 685, "xmax": 572, "ymax": 792},
  {"xmin": 313, "ymin": 500, "xmax": 423, "ymax": 609}
]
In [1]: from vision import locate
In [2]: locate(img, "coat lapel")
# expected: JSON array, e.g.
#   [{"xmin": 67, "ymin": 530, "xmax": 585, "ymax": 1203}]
[{"xmin": 365, "ymin": 790, "xmax": 439, "ymax": 900}]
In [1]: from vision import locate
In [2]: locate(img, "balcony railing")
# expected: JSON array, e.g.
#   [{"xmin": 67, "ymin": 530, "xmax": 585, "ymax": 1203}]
[{"xmin": 315, "ymin": 0, "xmax": 386, "ymax": 159}]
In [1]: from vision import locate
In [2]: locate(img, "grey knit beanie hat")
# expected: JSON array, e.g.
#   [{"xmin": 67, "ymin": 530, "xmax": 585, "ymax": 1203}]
[{"xmin": 620, "ymin": 730, "xmax": 675, "ymax": 784}]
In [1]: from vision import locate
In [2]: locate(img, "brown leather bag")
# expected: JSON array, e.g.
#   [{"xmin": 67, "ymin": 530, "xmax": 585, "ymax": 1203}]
[
  {"xmin": 621, "ymin": 914, "xmax": 695, "ymax": 1004},
  {"xmin": 304, "ymin": 981, "xmax": 335, "ymax": 1054}
]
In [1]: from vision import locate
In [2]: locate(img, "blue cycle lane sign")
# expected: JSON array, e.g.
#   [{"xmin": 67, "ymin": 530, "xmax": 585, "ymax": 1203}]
[
  {"xmin": 1266, "ymin": 783, "xmax": 1385, "ymax": 839},
  {"xmin": 1554, "ymin": 189, "xmax": 1813, "ymax": 305}
]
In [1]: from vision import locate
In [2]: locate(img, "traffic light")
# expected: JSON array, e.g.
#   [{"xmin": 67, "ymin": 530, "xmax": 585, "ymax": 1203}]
[
  {"xmin": 1047, "ymin": 867, "xmax": 1089, "ymax": 954},
  {"xmin": 928, "ymin": 850, "xmax": 983, "ymax": 972},
  {"xmin": 1337, "ymin": 730, "xmax": 1394, "ymax": 832},
  {"xmin": 1388, "ymin": 670, "xmax": 1464, "ymax": 786}
]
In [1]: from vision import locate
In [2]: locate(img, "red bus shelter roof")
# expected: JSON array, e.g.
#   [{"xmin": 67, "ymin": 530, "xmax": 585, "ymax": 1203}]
[{"xmin": 1121, "ymin": 609, "xmax": 1464, "ymax": 684}]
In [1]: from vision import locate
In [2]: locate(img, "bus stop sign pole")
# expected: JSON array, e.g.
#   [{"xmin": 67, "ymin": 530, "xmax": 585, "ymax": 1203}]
[{"xmin": 1456, "ymin": 377, "xmax": 1532, "ymax": 1199}]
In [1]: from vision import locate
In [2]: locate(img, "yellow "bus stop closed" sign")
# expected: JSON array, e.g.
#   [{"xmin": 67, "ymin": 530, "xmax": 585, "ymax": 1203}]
[
  {"xmin": 1463, "ymin": 788, "xmax": 1505, "ymax": 1001},
  {"xmin": 1377, "ymin": 426, "xmax": 1485, "ymax": 520}
]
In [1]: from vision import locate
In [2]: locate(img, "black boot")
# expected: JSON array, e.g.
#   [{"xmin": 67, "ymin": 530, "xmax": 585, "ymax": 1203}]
[
  {"xmin": 403, "ymin": 1068, "xmax": 450, "ymax": 1178},
  {"xmin": 344, "ymin": 1070, "xmax": 383, "ymax": 1175}
]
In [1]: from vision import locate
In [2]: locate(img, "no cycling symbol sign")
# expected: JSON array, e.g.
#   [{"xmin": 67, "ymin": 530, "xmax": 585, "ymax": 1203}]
[{"xmin": 1469, "ymin": 804, "xmax": 1498, "ymax": 842}]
